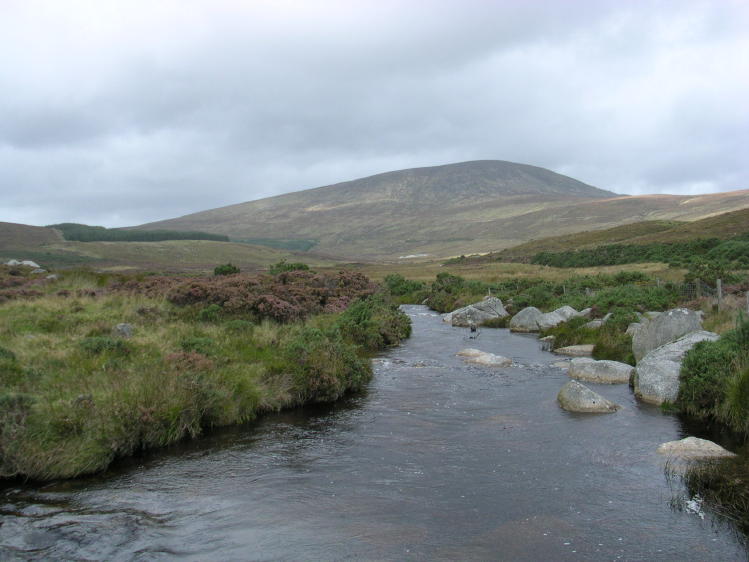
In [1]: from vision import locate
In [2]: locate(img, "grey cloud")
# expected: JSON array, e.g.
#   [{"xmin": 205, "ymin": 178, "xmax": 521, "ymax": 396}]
[{"xmin": 0, "ymin": 0, "xmax": 747, "ymax": 226}]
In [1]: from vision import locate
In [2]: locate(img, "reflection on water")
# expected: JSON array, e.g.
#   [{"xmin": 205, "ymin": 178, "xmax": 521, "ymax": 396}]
[{"xmin": 1, "ymin": 306, "xmax": 746, "ymax": 560}]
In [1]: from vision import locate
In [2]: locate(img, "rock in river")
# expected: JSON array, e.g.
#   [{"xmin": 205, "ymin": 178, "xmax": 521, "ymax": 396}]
[
  {"xmin": 446, "ymin": 296, "xmax": 509, "ymax": 327},
  {"xmin": 567, "ymin": 358, "xmax": 634, "ymax": 384},
  {"xmin": 554, "ymin": 344, "xmax": 594, "ymax": 357},
  {"xmin": 460, "ymin": 350, "xmax": 512, "ymax": 368},
  {"xmin": 657, "ymin": 437, "xmax": 736, "ymax": 460},
  {"xmin": 509, "ymin": 307, "xmax": 544, "ymax": 332},
  {"xmin": 557, "ymin": 380, "xmax": 620, "ymax": 413}
]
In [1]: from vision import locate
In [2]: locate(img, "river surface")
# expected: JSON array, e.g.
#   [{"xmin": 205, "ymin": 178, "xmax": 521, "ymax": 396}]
[{"xmin": 1, "ymin": 305, "xmax": 746, "ymax": 560}]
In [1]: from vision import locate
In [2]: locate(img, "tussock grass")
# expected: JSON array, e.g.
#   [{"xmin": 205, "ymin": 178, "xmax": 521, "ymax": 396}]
[{"xmin": 0, "ymin": 274, "xmax": 410, "ymax": 480}]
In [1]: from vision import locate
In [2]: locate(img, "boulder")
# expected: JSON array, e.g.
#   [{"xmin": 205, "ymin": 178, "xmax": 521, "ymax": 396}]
[
  {"xmin": 449, "ymin": 296, "xmax": 508, "ymax": 327},
  {"xmin": 31, "ymin": 268, "xmax": 47, "ymax": 274},
  {"xmin": 554, "ymin": 306, "xmax": 579, "ymax": 321},
  {"xmin": 509, "ymin": 307, "xmax": 544, "ymax": 332},
  {"xmin": 632, "ymin": 308, "xmax": 703, "ymax": 362},
  {"xmin": 557, "ymin": 380, "xmax": 620, "ymax": 413},
  {"xmin": 554, "ymin": 344, "xmax": 595, "ymax": 357},
  {"xmin": 4, "ymin": 259, "xmax": 21, "ymax": 266},
  {"xmin": 463, "ymin": 351, "xmax": 512, "ymax": 368},
  {"xmin": 20, "ymin": 260, "xmax": 40, "ymax": 268},
  {"xmin": 657, "ymin": 437, "xmax": 736, "ymax": 459},
  {"xmin": 112, "ymin": 323, "xmax": 135, "ymax": 338},
  {"xmin": 537, "ymin": 311, "xmax": 565, "ymax": 330},
  {"xmin": 46, "ymin": 274, "xmax": 59, "ymax": 281},
  {"xmin": 584, "ymin": 320, "xmax": 604, "ymax": 330},
  {"xmin": 633, "ymin": 330, "xmax": 719, "ymax": 405},
  {"xmin": 578, "ymin": 308, "xmax": 593, "ymax": 318},
  {"xmin": 456, "ymin": 348, "xmax": 484, "ymax": 358},
  {"xmin": 625, "ymin": 322, "xmax": 642, "ymax": 337},
  {"xmin": 567, "ymin": 357, "xmax": 634, "ymax": 384}
]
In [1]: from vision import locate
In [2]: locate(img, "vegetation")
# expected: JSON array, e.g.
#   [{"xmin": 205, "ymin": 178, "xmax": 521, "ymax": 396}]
[
  {"xmin": 50, "ymin": 223, "xmax": 230, "ymax": 243},
  {"xmin": 269, "ymin": 259, "xmax": 310, "ymax": 275},
  {"xmin": 214, "ymin": 263, "xmax": 240, "ymax": 276},
  {"xmin": 0, "ymin": 268, "xmax": 409, "ymax": 480},
  {"xmin": 233, "ymin": 238, "xmax": 318, "ymax": 252},
  {"xmin": 677, "ymin": 315, "xmax": 749, "ymax": 435}
]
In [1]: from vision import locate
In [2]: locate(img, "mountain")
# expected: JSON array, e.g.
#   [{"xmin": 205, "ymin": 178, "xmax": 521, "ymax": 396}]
[{"xmin": 137, "ymin": 160, "xmax": 749, "ymax": 260}]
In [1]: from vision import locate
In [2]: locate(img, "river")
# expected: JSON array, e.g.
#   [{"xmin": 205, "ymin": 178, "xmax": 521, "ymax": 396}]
[{"xmin": 1, "ymin": 305, "xmax": 746, "ymax": 560}]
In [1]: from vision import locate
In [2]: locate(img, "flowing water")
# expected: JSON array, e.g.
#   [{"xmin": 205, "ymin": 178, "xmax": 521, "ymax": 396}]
[{"xmin": 1, "ymin": 305, "xmax": 746, "ymax": 560}]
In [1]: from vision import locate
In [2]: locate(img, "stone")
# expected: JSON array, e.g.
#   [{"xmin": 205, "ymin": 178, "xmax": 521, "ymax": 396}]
[
  {"xmin": 4, "ymin": 259, "xmax": 21, "ymax": 266},
  {"xmin": 632, "ymin": 308, "xmax": 704, "ymax": 362},
  {"xmin": 112, "ymin": 323, "xmax": 135, "ymax": 338},
  {"xmin": 31, "ymin": 268, "xmax": 47, "ymax": 274},
  {"xmin": 657, "ymin": 437, "xmax": 736, "ymax": 459},
  {"xmin": 633, "ymin": 330, "xmax": 720, "ymax": 405},
  {"xmin": 578, "ymin": 308, "xmax": 593, "ymax": 318},
  {"xmin": 539, "ymin": 335, "xmax": 555, "ymax": 351},
  {"xmin": 449, "ymin": 296, "xmax": 508, "ymax": 327},
  {"xmin": 463, "ymin": 351, "xmax": 512, "ymax": 368},
  {"xmin": 554, "ymin": 344, "xmax": 595, "ymax": 357},
  {"xmin": 553, "ymin": 306, "xmax": 579, "ymax": 321},
  {"xmin": 456, "ymin": 348, "xmax": 484, "ymax": 358},
  {"xmin": 584, "ymin": 320, "xmax": 604, "ymax": 330},
  {"xmin": 567, "ymin": 357, "xmax": 634, "ymax": 384},
  {"xmin": 46, "ymin": 274, "xmax": 59, "ymax": 280},
  {"xmin": 625, "ymin": 322, "xmax": 642, "ymax": 337},
  {"xmin": 20, "ymin": 260, "xmax": 40, "ymax": 268},
  {"xmin": 557, "ymin": 380, "xmax": 620, "ymax": 413},
  {"xmin": 537, "ymin": 311, "xmax": 565, "ymax": 330},
  {"xmin": 509, "ymin": 307, "xmax": 544, "ymax": 332}
]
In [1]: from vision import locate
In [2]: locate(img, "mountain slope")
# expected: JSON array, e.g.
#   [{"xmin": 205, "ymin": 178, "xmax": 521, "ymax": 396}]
[{"xmin": 137, "ymin": 160, "xmax": 749, "ymax": 260}]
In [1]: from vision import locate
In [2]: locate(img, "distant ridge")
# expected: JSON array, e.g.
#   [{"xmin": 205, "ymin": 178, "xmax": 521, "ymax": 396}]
[{"xmin": 136, "ymin": 160, "xmax": 749, "ymax": 259}]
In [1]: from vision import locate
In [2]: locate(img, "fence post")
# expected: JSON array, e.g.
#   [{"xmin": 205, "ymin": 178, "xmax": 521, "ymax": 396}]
[
  {"xmin": 746, "ymin": 291, "xmax": 749, "ymax": 314},
  {"xmin": 716, "ymin": 279, "xmax": 722, "ymax": 310},
  {"xmin": 656, "ymin": 278, "xmax": 661, "ymax": 287},
  {"xmin": 696, "ymin": 279, "xmax": 702, "ymax": 299}
]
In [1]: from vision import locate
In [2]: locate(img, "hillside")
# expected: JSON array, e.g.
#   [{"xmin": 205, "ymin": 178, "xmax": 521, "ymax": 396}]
[
  {"xmin": 494, "ymin": 207, "xmax": 749, "ymax": 262},
  {"xmin": 137, "ymin": 160, "xmax": 749, "ymax": 260},
  {"xmin": 0, "ymin": 221, "xmax": 331, "ymax": 273}
]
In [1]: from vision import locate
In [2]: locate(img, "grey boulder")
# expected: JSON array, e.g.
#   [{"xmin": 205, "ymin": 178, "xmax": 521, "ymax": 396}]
[
  {"xmin": 509, "ymin": 307, "xmax": 544, "ymax": 332},
  {"xmin": 462, "ymin": 351, "xmax": 512, "ymax": 368},
  {"xmin": 554, "ymin": 344, "xmax": 595, "ymax": 357},
  {"xmin": 633, "ymin": 308, "xmax": 703, "ymax": 362},
  {"xmin": 633, "ymin": 330, "xmax": 719, "ymax": 405},
  {"xmin": 568, "ymin": 358, "xmax": 634, "ymax": 384},
  {"xmin": 448, "ymin": 296, "xmax": 508, "ymax": 327},
  {"xmin": 557, "ymin": 380, "xmax": 620, "ymax": 413},
  {"xmin": 657, "ymin": 437, "xmax": 736, "ymax": 459}
]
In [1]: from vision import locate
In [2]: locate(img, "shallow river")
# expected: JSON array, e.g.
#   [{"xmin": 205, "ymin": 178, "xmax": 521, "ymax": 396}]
[{"xmin": 1, "ymin": 305, "xmax": 746, "ymax": 560}]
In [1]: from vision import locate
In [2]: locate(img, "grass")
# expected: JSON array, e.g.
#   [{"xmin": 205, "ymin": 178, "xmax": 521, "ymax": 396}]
[{"xmin": 0, "ymin": 272, "xmax": 410, "ymax": 480}]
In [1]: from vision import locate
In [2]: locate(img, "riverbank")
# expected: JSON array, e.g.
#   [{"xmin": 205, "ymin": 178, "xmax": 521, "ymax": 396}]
[{"xmin": 0, "ymin": 266, "xmax": 410, "ymax": 480}]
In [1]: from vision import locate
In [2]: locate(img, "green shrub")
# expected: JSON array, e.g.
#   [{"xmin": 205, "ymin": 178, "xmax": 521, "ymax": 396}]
[
  {"xmin": 541, "ymin": 316, "xmax": 597, "ymax": 348},
  {"xmin": 225, "ymin": 319, "xmax": 254, "ymax": 333},
  {"xmin": 335, "ymin": 294, "xmax": 411, "ymax": 351},
  {"xmin": 180, "ymin": 336, "xmax": 215, "ymax": 356},
  {"xmin": 0, "ymin": 345, "xmax": 16, "ymax": 362},
  {"xmin": 593, "ymin": 329, "xmax": 635, "ymax": 365},
  {"xmin": 214, "ymin": 263, "xmax": 240, "ymax": 276},
  {"xmin": 282, "ymin": 326, "xmax": 371, "ymax": 403},
  {"xmin": 198, "ymin": 303, "xmax": 222, "ymax": 322},
  {"xmin": 269, "ymin": 259, "xmax": 309, "ymax": 275},
  {"xmin": 80, "ymin": 337, "xmax": 131, "ymax": 355}
]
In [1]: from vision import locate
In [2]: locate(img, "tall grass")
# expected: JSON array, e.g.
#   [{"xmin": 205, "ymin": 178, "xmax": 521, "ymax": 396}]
[{"xmin": 0, "ymin": 277, "xmax": 410, "ymax": 480}]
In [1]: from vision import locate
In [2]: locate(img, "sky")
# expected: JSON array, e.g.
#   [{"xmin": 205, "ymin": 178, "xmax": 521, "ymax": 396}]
[{"xmin": 1, "ymin": 0, "xmax": 748, "ymax": 227}]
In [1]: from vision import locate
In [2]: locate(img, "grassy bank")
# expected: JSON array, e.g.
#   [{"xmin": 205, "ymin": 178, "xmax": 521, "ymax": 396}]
[{"xmin": 0, "ymin": 268, "xmax": 410, "ymax": 480}]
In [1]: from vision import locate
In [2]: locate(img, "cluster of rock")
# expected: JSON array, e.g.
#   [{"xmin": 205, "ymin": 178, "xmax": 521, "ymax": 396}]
[
  {"xmin": 444, "ymin": 296, "xmax": 508, "ymax": 327},
  {"xmin": 3, "ymin": 259, "xmax": 55, "ymax": 278},
  {"xmin": 630, "ymin": 309, "xmax": 718, "ymax": 405},
  {"xmin": 508, "ymin": 305, "xmax": 591, "ymax": 333},
  {"xmin": 444, "ymin": 299, "xmax": 733, "ymax": 457}
]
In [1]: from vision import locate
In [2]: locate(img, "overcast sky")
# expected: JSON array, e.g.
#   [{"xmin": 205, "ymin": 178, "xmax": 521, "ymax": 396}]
[{"xmin": 1, "ymin": 0, "xmax": 748, "ymax": 227}]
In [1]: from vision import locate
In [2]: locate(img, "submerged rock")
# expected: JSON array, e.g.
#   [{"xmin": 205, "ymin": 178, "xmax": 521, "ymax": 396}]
[
  {"xmin": 509, "ymin": 307, "xmax": 544, "ymax": 332},
  {"xmin": 632, "ymin": 308, "xmax": 703, "ymax": 362},
  {"xmin": 554, "ymin": 344, "xmax": 595, "ymax": 357},
  {"xmin": 461, "ymin": 351, "xmax": 512, "ymax": 368},
  {"xmin": 456, "ymin": 348, "xmax": 484, "ymax": 358},
  {"xmin": 568, "ymin": 358, "xmax": 633, "ymax": 384},
  {"xmin": 633, "ymin": 330, "xmax": 719, "ymax": 405},
  {"xmin": 557, "ymin": 380, "xmax": 620, "ymax": 413},
  {"xmin": 657, "ymin": 437, "xmax": 736, "ymax": 459}
]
